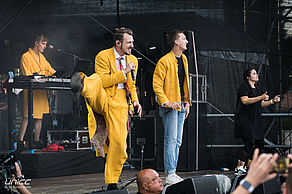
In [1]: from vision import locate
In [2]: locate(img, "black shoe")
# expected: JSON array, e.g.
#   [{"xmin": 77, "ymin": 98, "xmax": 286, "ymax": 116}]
[
  {"xmin": 17, "ymin": 141, "xmax": 26, "ymax": 152},
  {"xmin": 70, "ymin": 72, "xmax": 83, "ymax": 93},
  {"xmin": 33, "ymin": 141, "xmax": 43, "ymax": 149},
  {"xmin": 70, "ymin": 73, "xmax": 83, "ymax": 117},
  {"xmin": 107, "ymin": 183, "xmax": 119, "ymax": 191}
]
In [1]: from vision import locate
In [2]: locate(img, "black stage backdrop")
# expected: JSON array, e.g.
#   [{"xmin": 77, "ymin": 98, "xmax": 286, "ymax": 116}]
[{"xmin": 0, "ymin": 0, "xmax": 291, "ymax": 171}]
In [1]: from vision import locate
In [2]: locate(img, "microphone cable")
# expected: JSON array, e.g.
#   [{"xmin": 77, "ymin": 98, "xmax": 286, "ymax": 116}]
[{"xmin": 77, "ymin": 7, "xmax": 157, "ymax": 66}]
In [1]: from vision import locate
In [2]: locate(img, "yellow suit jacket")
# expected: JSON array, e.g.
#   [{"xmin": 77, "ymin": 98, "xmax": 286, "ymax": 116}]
[
  {"xmin": 95, "ymin": 47, "xmax": 138, "ymax": 102},
  {"xmin": 21, "ymin": 48, "xmax": 55, "ymax": 118},
  {"xmin": 153, "ymin": 51, "xmax": 191, "ymax": 109},
  {"xmin": 87, "ymin": 47, "xmax": 139, "ymax": 157}
]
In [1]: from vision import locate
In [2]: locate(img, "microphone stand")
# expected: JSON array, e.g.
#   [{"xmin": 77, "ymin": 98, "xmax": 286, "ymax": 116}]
[
  {"xmin": 53, "ymin": 47, "xmax": 92, "ymax": 123},
  {"xmin": 53, "ymin": 48, "xmax": 91, "ymax": 72}
]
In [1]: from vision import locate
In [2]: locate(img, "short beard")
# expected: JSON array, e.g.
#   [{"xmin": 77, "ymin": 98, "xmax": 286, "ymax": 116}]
[{"xmin": 120, "ymin": 45, "xmax": 129, "ymax": 55}]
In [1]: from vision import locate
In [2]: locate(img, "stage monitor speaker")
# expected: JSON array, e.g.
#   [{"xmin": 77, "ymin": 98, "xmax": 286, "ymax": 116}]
[
  {"xmin": 232, "ymin": 175, "xmax": 281, "ymax": 194},
  {"xmin": 165, "ymin": 176, "xmax": 219, "ymax": 194},
  {"xmin": 253, "ymin": 176, "xmax": 281, "ymax": 194},
  {"xmin": 89, "ymin": 188, "xmax": 129, "ymax": 194}
]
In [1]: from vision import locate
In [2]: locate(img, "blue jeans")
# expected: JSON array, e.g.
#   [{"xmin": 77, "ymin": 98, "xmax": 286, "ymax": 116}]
[{"xmin": 159, "ymin": 102, "xmax": 186, "ymax": 175}]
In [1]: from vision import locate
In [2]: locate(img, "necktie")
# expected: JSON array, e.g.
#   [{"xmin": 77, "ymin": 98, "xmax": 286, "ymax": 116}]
[{"xmin": 118, "ymin": 57, "xmax": 133, "ymax": 114}]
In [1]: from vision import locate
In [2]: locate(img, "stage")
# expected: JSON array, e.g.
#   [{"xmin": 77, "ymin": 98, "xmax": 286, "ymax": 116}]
[
  {"xmin": 0, "ymin": 1, "xmax": 291, "ymax": 193},
  {"xmin": 28, "ymin": 169, "xmax": 234, "ymax": 194},
  {"xmin": 3, "ymin": 149, "xmax": 282, "ymax": 194},
  {"xmin": 8, "ymin": 149, "xmax": 237, "ymax": 193}
]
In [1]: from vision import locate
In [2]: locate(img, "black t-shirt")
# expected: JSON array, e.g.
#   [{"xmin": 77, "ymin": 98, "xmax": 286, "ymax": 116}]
[
  {"xmin": 176, "ymin": 56, "xmax": 185, "ymax": 101},
  {"xmin": 234, "ymin": 82, "xmax": 264, "ymax": 139}
]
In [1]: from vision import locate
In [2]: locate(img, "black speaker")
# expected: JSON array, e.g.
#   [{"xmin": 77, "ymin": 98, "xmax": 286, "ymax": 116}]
[
  {"xmin": 165, "ymin": 176, "xmax": 219, "ymax": 194},
  {"xmin": 232, "ymin": 175, "xmax": 281, "ymax": 194},
  {"xmin": 128, "ymin": 116, "xmax": 156, "ymax": 162},
  {"xmin": 178, "ymin": 103, "xmax": 210, "ymax": 170},
  {"xmin": 156, "ymin": 103, "xmax": 215, "ymax": 171},
  {"xmin": 253, "ymin": 176, "xmax": 282, "ymax": 194},
  {"xmin": 89, "ymin": 189, "xmax": 129, "ymax": 194}
]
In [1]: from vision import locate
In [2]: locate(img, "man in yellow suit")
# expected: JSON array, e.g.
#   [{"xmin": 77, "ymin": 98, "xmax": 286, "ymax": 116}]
[
  {"xmin": 153, "ymin": 29, "xmax": 191, "ymax": 185},
  {"xmin": 19, "ymin": 34, "xmax": 55, "ymax": 150},
  {"xmin": 71, "ymin": 27, "xmax": 142, "ymax": 190}
]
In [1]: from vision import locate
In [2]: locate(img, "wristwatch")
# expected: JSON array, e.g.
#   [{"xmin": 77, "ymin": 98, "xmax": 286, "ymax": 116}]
[{"xmin": 240, "ymin": 179, "xmax": 254, "ymax": 193}]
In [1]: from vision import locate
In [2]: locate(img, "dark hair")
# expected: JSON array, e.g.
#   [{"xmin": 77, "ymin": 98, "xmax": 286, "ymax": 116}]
[
  {"xmin": 34, "ymin": 34, "xmax": 48, "ymax": 43},
  {"xmin": 243, "ymin": 68, "xmax": 256, "ymax": 82},
  {"xmin": 243, "ymin": 68, "xmax": 262, "ymax": 95},
  {"xmin": 113, "ymin": 27, "xmax": 133, "ymax": 46},
  {"xmin": 33, "ymin": 34, "xmax": 48, "ymax": 47},
  {"xmin": 167, "ymin": 29, "xmax": 184, "ymax": 49}
]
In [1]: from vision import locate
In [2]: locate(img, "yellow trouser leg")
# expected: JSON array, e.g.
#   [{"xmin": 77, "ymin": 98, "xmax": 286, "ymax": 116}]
[
  {"xmin": 81, "ymin": 73, "xmax": 109, "ymax": 155},
  {"xmin": 81, "ymin": 74, "xmax": 128, "ymax": 183},
  {"xmin": 104, "ymin": 89, "xmax": 128, "ymax": 183},
  {"xmin": 81, "ymin": 73, "xmax": 108, "ymax": 115}
]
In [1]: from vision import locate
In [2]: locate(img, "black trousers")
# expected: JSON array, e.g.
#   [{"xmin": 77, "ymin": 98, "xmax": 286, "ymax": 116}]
[{"xmin": 239, "ymin": 137, "xmax": 264, "ymax": 162}]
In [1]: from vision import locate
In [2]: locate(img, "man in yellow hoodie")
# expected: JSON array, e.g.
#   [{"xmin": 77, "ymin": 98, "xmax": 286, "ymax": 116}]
[
  {"xmin": 19, "ymin": 34, "xmax": 55, "ymax": 150},
  {"xmin": 153, "ymin": 29, "xmax": 191, "ymax": 185},
  {"xmin": 71, "ymin": 27, "xmax": 142, "ymax": 190}
]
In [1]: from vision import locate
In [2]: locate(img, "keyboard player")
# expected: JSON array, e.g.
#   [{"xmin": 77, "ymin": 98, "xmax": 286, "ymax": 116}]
[{"xmin": 18, "ymin": 34, "xmax": 55, "ymax": 150}]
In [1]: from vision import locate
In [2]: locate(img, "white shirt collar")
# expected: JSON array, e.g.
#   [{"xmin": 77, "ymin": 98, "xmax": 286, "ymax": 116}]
[{"xmin": 114, "ymin": 47, "xmax": 126, "ymax": 60}]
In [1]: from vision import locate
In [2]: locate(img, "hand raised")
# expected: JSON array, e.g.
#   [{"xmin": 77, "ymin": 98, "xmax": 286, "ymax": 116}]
[
  {"xmin": 261, "ymin": 92, "xmax": 269, "ymax": 101},
  {"xmin": 124, "ymin": 62, "xmax": 136, "ymax": 74},
  {"xmin": 273, "ymin": 95, "xmax": 280, "ymax": 103}
]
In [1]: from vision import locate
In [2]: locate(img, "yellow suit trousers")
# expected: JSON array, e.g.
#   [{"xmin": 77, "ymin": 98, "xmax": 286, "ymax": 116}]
[{"xmin": 81, "ymin": 73, "xmax": 128, "ymax": 183}]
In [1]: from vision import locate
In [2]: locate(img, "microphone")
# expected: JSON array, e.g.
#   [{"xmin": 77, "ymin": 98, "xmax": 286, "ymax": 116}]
[
  {"xmin": 48, "ymin": 44, "xmax": 54, "ymax": 49},
  {"xmin": 128, "ymin": 62, "xmax": 135, "ymax": 81},
  {"xmin": 131, "ymin": 69, "xmax": 135, "ymax": 81},
  {"xmin": 48, "ymin": 45, "xmax": 61, "ymax": 52}
]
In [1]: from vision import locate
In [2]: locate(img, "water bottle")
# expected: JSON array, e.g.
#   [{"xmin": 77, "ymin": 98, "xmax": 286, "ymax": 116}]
[
  {"xmin": 13, "ymin": 142, "xmax": 17, "ymax": 151},
  {"xmin": 220, "ymin": 168, "xmax": 229, "ymax": 171},
  {"xmin": 53, "ymin": 114, "xmax": 58, "ymax": 130},
  {"xmin": 8, "ymin": 71, "xmax": 14, "ymax": 83}
]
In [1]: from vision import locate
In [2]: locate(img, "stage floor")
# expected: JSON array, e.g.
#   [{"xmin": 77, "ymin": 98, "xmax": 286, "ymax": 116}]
[{"xmin": 28, "ymin": 169, "xmax": 234, "ymax": 194}]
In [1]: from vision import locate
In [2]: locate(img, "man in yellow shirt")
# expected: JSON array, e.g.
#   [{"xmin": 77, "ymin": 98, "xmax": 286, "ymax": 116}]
[
  {"xmin": 153, "ymin": 29, "xmax": 191, "ymax": 185},
  {"xmin": 71, "ymin": 27, "xmax": 142, "ymax": 190},
  {"xmin": 19, "ymin": 34, "xmax": 55, "ymax": 150}
]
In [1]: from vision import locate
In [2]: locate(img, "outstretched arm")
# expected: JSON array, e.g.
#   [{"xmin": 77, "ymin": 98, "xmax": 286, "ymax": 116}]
[
  {"xmin": 261, "ymin": 95, "xmax": 280, "ymax": 107},
  {"xmin": 232, "ymin": 149, "xmax": 278, "ymax": 194},
  {"xmin": 240, "ymin": 92, "xmax": 269, "ymax": 105}
]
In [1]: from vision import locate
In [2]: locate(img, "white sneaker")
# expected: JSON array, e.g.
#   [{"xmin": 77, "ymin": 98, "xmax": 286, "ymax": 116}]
[
  {"xmin": 234, "ymin": 166, "xmax": 247, "ymax": 176},
  {"xmin": 165, "ymin": 174, "xmax": 184, "ymax": 185}
]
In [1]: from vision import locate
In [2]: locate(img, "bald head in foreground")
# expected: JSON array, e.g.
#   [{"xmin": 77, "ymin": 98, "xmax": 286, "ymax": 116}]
[{"xmin": 136, "ymin": 169, "xmax": 164, "ymax": 194}]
